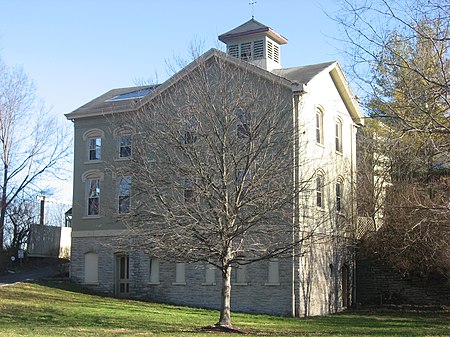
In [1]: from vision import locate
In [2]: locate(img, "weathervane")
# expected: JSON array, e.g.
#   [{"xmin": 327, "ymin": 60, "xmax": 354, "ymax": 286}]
[{"xmin": 249, "ymin": 0, "xmax": 257, "ymax": 19}]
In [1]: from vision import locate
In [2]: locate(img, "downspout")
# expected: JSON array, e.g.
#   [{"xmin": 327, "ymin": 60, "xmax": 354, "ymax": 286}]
[
  {"xmin": 291, "ymin": 92, "xmax": 299, "ymax": 318},
  {"xmin": 350, "ymin": 123, "xmax": 359, "ymax": 307},
  {"xmin": 291, "ymin": 82, "xmax": 306, "ymax": 317}
]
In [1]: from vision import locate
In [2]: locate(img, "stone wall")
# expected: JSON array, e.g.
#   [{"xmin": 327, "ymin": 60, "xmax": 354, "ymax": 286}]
[
  {"xmin": 356, "ymin": 256, "xmax": 450, "ymax": 306},
  {"xmin": 71, "ymin": 236, "xmax": 294, "ymax": 316}
]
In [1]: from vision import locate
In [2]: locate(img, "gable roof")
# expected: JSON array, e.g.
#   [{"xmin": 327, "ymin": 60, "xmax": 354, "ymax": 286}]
[
  {"xmin": 272, "ymin": 61, "xmax": 336, "ymax": 85},
  {"xmin": 218, "ymin": 19, "xmax": 288, "ymax": 45},
  {"xmin": 65, "ymin": 48, "xmax": 291, "ymax": 120},
  {"xmin": 65, "ymin": 49, "xmax": 363, "ymax": 126}
]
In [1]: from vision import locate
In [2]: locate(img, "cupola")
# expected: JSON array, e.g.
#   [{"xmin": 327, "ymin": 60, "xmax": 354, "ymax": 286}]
[{"xmin": 218, "ymin": 19, "xmax": 288, "ymax": 71}]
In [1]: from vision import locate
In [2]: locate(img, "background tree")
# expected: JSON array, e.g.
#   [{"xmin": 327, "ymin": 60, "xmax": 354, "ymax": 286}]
[
  {"xmin": 336, "ymin": 0, "xmax": 450, "ymax": 279},
  {"xmin": 4, "ymin": 197, "xmax": 38, "ymax": 254},
  {"xmin": 114, "ymin": 53, "xmax": 326, "ymax": 328},
  {"xmin": 0, "ymin": 57, "xmax": 71, "ymax": 251}
]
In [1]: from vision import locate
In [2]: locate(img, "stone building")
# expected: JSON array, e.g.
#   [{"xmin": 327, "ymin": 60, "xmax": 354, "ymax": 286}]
[{"xmin": 65, "ymin": 19, "xmax": 364, "ymax": 317}]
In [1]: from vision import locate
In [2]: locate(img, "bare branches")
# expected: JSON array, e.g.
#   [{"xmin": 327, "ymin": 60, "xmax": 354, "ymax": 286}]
[{"xmin": 0, "ymin": 57, "xmax": 71, "ymax": 249}]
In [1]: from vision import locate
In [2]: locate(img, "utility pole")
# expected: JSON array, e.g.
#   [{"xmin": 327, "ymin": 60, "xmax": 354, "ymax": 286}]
[{"xmin": 37, "ymin": 196, "xmax": 45, "ymax": 226}]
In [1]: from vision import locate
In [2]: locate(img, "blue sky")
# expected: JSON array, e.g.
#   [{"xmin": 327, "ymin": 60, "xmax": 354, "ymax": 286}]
[
  {"xmin": 0, "ymin": 0, "xmax": 343, "ymax": 116},
  {"xmin": 0, "ymin": 0, "xmax": 344, "ymax": 201}
]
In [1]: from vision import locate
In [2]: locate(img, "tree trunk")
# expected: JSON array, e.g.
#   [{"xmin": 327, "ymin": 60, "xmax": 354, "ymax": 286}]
[
  {"xmin": 218, "ymin": 264, "xmax": 232, "ymax": 328},
  {"xmin": 0, "ymin": 165, "xmax": 8, "ymax": 251}
]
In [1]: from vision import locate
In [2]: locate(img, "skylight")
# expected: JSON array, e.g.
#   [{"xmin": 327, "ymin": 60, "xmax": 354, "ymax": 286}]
[{"xmin": 108, "ymin": 87, "xmax": 155, "ymax": 101}]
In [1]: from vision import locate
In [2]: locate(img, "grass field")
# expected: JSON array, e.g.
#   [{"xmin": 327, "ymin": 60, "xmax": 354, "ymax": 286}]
[{"xmin": 0, "ymin": 281, "xmax": 448, "ymax": 336}]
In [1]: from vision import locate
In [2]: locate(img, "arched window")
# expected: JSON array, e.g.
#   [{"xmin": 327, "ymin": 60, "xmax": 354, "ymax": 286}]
[
  {"xmin": 118, "ymin": 176, "xmax": 131, "ymax": 213},
  {"xmin": 237, "ymin": 107, "xmax": 250, "ymax": 139},
  {"xmin": 336, "ymin": 118, "xmax": 343, "ymax": 152},
  {"xmin": 83, "ymin": 129, "xmax": 105, "ymax": 161},
  {"xmin": 114, "ymin": 127, "xmax": 135, "ymax": 159},
  {"xmin": 316, "ymin": 108, "xmax": 324, "ymax": 144},
  {"xmin": 336, "ymin": 182, "xmax": 342, "ymax": 213},
  {"xmin": 82, "ymin": 170, "xmax": 104, "ymax": 216}
]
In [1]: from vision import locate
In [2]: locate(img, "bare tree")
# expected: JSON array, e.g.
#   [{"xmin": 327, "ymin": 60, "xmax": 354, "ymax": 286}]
[
  {"xmin": 4, "ymin": 197, "xmax": 39, "ymax": 253},
  {"xmin": 335, "ymin": 0, "xmax": 449, "ymax": 134},
  {"xmin": 112, "ymin": 52, "xmax": 328, "ymax": 328},
  {"xmin": 335, "ymin": 0, "xmax": 450, "ymax": 279},
  {"xmin": 0, "ymin": 57, "xmax": 71, "ymax": 250}
]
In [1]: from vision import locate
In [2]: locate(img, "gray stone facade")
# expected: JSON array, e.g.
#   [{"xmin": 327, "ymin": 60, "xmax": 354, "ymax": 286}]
[{"xmin": 71, "ymin": 235, "xmax": 352, "ymax": 316}]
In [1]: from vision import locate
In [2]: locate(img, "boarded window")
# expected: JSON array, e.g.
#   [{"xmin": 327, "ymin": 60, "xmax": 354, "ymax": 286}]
[
  {"xmin": 175, "ymin": 262, "xmax": 185, "ymax": 284},
  {"xmin": 267, "ymin": 259, "xmax": 279, "ymax": 284},
  {"xmin": 205, "ymin": 264, "xmax": 215, "ymax": 284},
  {"xmin": 84, "ymin": 252, "xmax": 99, "ymax": 283},
  {"xmin": 149, "ymin": 258, "xmax": 160, "ymax": 284}
]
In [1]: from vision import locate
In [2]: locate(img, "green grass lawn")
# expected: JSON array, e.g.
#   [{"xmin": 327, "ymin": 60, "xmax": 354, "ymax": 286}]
[{"xmin": 0, "ymin": 281, "xmax": 448, "ymax": 337}]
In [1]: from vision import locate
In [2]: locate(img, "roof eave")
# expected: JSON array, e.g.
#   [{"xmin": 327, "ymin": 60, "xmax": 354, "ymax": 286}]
[
  {"xmin": 219, "ymin": 28, "xmax": 288, "ymax": 45},
  {"xmin": 329, "ymin": 65, "xmax": 365, "ymax": 126}
]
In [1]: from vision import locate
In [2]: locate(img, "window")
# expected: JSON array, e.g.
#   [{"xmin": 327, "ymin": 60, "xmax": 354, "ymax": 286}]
[
  {"xmin": 183, "ymin": 177, "xmax": 196, "ymax": 203},
  {"xmin": 84, "ymin": 252, "xmax": 99, "ymax": 284},
  {"xmin": 336, "ymin": 119, "xmax": 343, "ymax": 152},
  {"xmin": 149, "ymin": 258, "xmax": 160, "ymax": 284},
  {"xmin": 316, "ymin": 109, "xmax": 324, "ymax": 144},
  {"xmin": 204, "ymin": 264, "xmax": 215, "ymax": 285},
  {"xmin": 237, "ymin": 108, "xmax": 250, "ymax": 139},
  {"xmin": 181, "ymin": 116, "xmax": 197, "ymax": 144},
  {"xmin": 119, "ymin": 134, "xmax": 132, "ymax": 158},
  {"xmin": 175, "ymin": 262, "xmax": 186, "ymax": 284},
  {"xmin": 240, "ymin": 42, "xmax": 252, "ymax": 60},
  {"xmin": 118, "ymin": 176, "xmax": 131, "ymax": 213},
  {"xmin": 336, "ymin": 180, "xmax": 342, "ymax": 212},
  {"xmin": 88, "ymin": 137, "xmax": 101, "ymax": 160},
  {"xmin": 87, "ymin": 179, "xmax": 100, "ymax": 215},
  {"xmin": 83, "ymin": 129, "xmax": 104, "ymax": 161},
  {"xmin": 267, "ymin": 259, "xmax": 280, "ymax": 285},
  {"xmin": 316, "ymin": 174, "xmax": 324, "ymax": 208},
  {"xmin": 182, "ymin": 131, "xmax": 197, "ymax": 144},
  {"xmin": 234, "ymin": 265, "xmax": 247, "ymax": 284}
]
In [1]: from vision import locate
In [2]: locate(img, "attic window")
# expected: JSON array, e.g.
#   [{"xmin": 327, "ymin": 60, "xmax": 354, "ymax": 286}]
[
  {"xmin": 108, "ymin": 87, "xmax": 154, "ymax": 102},
  {"xmin": 253, "ymin": 40, "xmax": 264, "ymax": 59},
  {"xmin": 228, "ymin": 44, "xmax": 239, "ymax": 58}
]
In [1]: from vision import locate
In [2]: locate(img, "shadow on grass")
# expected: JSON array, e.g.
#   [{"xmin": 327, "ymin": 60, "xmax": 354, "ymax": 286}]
[{"xmin": 2, "ymin": 280, "xmax": 449, "ymax": 336}]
